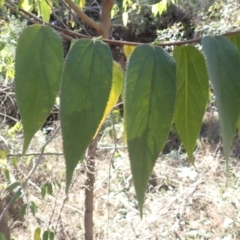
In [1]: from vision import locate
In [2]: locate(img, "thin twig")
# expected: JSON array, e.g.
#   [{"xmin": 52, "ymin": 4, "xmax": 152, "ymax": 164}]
[
  {"xmin": 60, "ymin": 0, "xmax": 91, "ymax": 36},
  {"xmin": 106, "ymin": 112, "xmax": 119, "ymax": 238},
  {"xmin": 8, "ymin": 152, "xmax": 64, "ymax": 157},
  {"xmin": 25, "ymin": 126, "xmax": 60, "ymax": 181},
  {"xmin": 5, "ymin": 0, "xmax": 240, "ymax": 47},
  {"xmin": 64, "ymin": 0, "xmax": 101, "ymax": 33},
  {"xmin": 0, "ymin": 126, "xmax": 60, "ymax": 222}
]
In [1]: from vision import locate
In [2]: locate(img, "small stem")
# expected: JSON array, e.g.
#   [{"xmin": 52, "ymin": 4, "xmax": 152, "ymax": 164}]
[
  {"xmin": 84, "ymin": 137, "xmax": 98, "ymax": 240},
  {"xmin": 64, "ymin": 0, "xmax": 102, "ymax": 34}
]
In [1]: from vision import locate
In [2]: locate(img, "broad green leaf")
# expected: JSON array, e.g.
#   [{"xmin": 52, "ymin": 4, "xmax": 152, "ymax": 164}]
[
  {"xmin": 123, "ymin": 45, "xmax": 135, "ymax": 60},
  {"xmin": 228, "ymin": 34, "xmax": 240, "ymax": 134},
  {"xmin": 202, "ymin": 36, "xmax": 240, "ymax": 159},
  {"xmin": 173, "ymin": 45, "xmax": 209, "ymax": 163},
  {"xmin": 15, "ymin": 25, "xmax": 63, "ymax": 153},
  {"xmin": 94, "ymin": 61, "xmax": 123, "ymax": 138},
  {"xmin": 60, "ymin": 39, "xmax": 112, "ymax": 190},
  {"xmin": 36, "ymin": 0, "xmax": 51, "ymax": 23},
  {"xmin": 125, "ymin": 44, "xmax": 176, "ymax": 216},
  {"xmin": 34, "ymin": 227, "xmax": 41, "ymax": 240}
]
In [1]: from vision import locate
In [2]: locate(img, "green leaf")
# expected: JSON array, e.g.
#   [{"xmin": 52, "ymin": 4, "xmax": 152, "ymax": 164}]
[
  {"xmin": 15, "ymin": 25, "xmax": 63, "ymax": 153},
  {"xmin": 0, "ymin": 233, "xmax": 6, "ymax": 240},
  {"xmin": 94, "ymin": 61, "xmax": 123, "ymax": 138},
  {"xmin": 49, "ymin": 231, "xmax": 54, "ymax": 240},
  {"xmin": 123, "ymin": 45, "xmax": 135, "ymax": 60},
  {"xmin": 228, "ymin": 34, "xmax": 240, "ymax": 135},
  {"xmin": 60, "ymin": 39, "xmax": 112, "ymax": 191},
  {"xmin": 0, "ymin": 42, "xmax": 5, "ymax": 51},
  {"xmin": 202, "ymin": 36, "xmax": 240, "ymax": 159},
  {"xmin": 47, "ymin": 183, "xmax": 53, "ymax": 195},
  {"xmin": 237, "ymin": 118, "xmax": 240, "ymax": 138},
  {"xmin": 34, "ymin": 227, "xmax": 41, "ymax": 240},
  {"xmin": 173, "ymin": 45, "xmax": 209, "ymax": 163},
  {"xmin": 41, "ymin": 183, "xmax": 47, "ymax": 199},
  {"xmin": 228, "ymin": 34, "xmax": 240, "ymax": 53},
  {"xmin": 36, "ymin": 0, "xmax": 51, "ymax": 23},
  {"xmin": 42, "ymin": 230, "xmax": 49, "ymax": 240},
  {"xmin": 11, "ymin": 189, "xmax": 22, "ymax": 204},
  {"xmin": 19, "ymin": 0, "xmax": 33, "ymax": 12},
  {"xmin": 3, "ymin": 168, "xmax": 10, "ymax": 182},
  {"xmin": 6, "ymin": 181, "xmax": 21, "ymax": 193},
  {"xmin": 125, "ymin": 44, "xmax": 176, "ymax": 216},
  {"xmin": 30, "ymin": 201, "xmax": 38, "ymax": 216},
  {"xmin": 20, "ymin": 203, "xmax": 28, "ymax": 219}
]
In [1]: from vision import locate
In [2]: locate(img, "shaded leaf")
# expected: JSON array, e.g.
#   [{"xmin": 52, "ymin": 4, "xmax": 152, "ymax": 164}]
[
  {"xmin": 60, "ymin": 39, "xmax": 112, "ymax": 190},
  {"xmin": 125, "ymin": 44, "xmax": 176, "ymax": 216},
  {"xmin": 173, "ymin": 45, "xmax": 209, "ymax": 162},
  {"xmin": 202, "ymin": 36, "xmax": 240, "ymax": 159},
  {"xmin": 15, "ymin": 25, "xmax": 63, "ymax": 153}
]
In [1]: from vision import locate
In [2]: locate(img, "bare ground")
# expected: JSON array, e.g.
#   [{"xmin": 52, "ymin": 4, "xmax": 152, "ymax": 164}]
[{"xmin": 1, "ymin": 122, "xmax": 240, "ymax": 240}]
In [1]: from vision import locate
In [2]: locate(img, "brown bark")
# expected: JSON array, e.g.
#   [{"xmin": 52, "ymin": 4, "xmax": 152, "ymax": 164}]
[
  {"xmin": 99, "ymin": 0, "xmax": 114, "ymax": 38},
  {"xmin": 84, "ymin": 138, "xmax": 98, "ymax": 240},
  {"xmin": 0, "ymin": 200, "xmax": 11, "ymax": 240},
  {"xmin": 64, "ymin": 0, "xmax": 102, "ymax": 33}
]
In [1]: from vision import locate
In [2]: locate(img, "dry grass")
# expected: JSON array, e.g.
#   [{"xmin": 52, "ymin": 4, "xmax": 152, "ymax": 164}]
[{"xmin": 1, "ymin": 123, "xmax": 240, "ymax": 240}]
